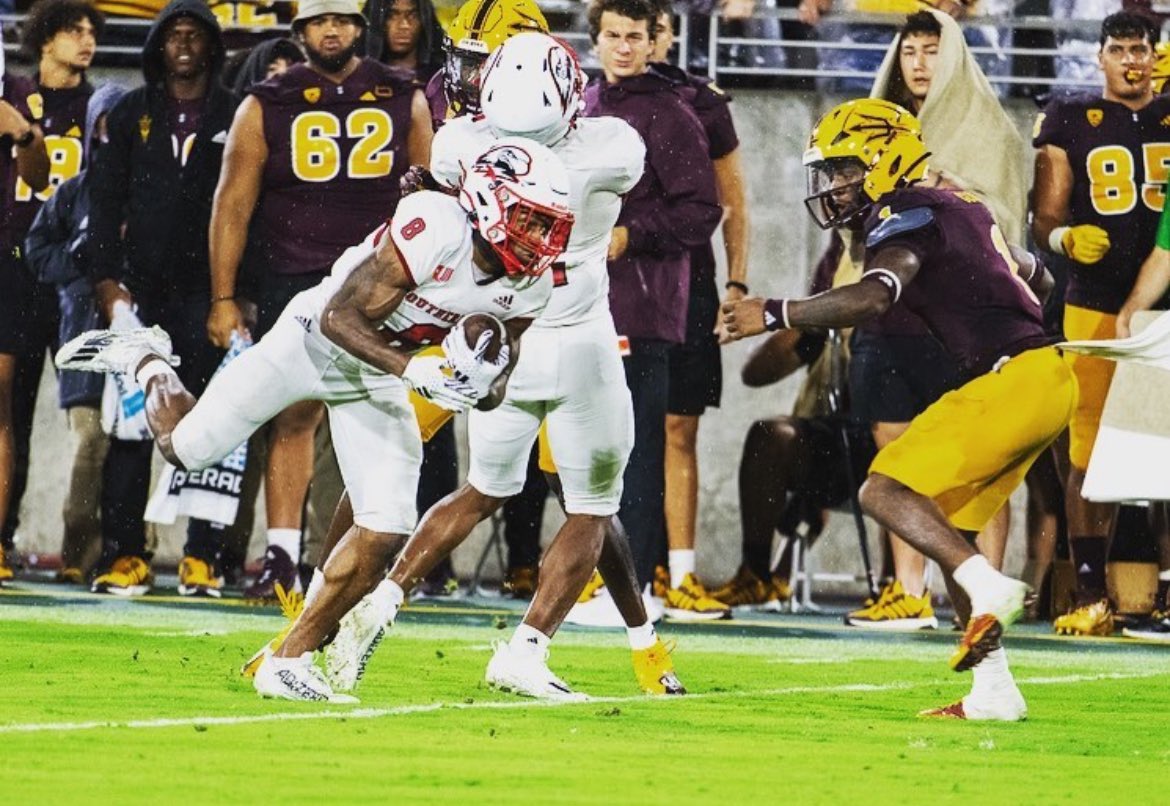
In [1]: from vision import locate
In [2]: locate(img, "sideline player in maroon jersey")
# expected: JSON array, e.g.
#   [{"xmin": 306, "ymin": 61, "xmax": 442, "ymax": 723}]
[
  {"xmin": 1032, "ymin": 12, "xmax": 1170, "ymax": 637},
  {"xmin": 208, "ymin": 0, "xmax": 433, "ymax": 600},
  {"xmin": 723, "ymin": 99, "xmax": 1071, "ymax": 721}
]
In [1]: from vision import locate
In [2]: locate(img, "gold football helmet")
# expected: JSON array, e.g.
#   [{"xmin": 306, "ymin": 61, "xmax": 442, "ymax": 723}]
[
  {"xmin": 802, "ymin": 99, "xmax": 930, "ymax": 229},
  {"xmin": 443, "ymin": 0, "xmax": 549, "ymax": 115},
  {"xmin": 1152, "ymin": 41, "xmax": 1170, "ymax": 94}
]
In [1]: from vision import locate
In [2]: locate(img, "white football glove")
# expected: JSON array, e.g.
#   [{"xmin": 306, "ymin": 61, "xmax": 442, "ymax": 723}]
[
  {"xmin": 441, "ymin": 321, "xmax": 511, "ymax": 398},
  {"xmin": 400, "ymin": 354, "xmax": 478, "ymax": 412}
]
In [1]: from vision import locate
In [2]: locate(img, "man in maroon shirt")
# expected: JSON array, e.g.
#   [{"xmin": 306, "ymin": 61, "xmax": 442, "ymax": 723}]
[
  {"xmin": 724, "ymin": 99, "xmax": 1070, "ymax": 721},
  {"xmin": 207, "ymin": 0, "xmax": 432, "ymax": 600},
  {"xmin": 583, "ymin": 0, "xmax": 722, "ymax": 597}
]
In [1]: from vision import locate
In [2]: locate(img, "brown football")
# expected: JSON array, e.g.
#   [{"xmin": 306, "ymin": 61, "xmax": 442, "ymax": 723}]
[{"xmin": 459, "ymin": 313, "xmax": 505, "ymax": 363}]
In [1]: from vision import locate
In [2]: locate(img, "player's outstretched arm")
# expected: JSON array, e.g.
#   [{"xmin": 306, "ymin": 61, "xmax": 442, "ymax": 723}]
[
  {"xmin": 1118, "ymin": 246, "xmax": 1170, "ymax": 338},
  {"xmin": 721, "ymin": 245, "xmax": 920, "ymax": 340},
  {"xmin": 320, "ymin": 236, "xmax": 414, "ymax": 376}
]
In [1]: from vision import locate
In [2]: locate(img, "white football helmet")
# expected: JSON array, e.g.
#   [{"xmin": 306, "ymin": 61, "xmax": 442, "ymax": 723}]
[
  {"xmin": 479, "ymin": 32, "xmax": 585, "ymax": 146},
  {"xmin": 459, "ymin": 136, "xmax": 575, "ymax": 278}
]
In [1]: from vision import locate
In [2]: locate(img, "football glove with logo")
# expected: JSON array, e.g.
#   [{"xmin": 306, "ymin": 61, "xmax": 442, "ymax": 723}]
[
  {"xmin": 401, "ymin": 354, "xmax": 478, "ymax": 412},
  {"xmin": 442, "ymin": 319, "xmax": 510, "ymax": 398}
]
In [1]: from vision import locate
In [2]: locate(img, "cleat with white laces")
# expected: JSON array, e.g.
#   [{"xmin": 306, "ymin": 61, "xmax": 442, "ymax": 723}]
[
  {"xmin": 632, "ymin": 638, "xmax": 686, "ymax": 695},
  {"xmin": 254, "ymin": 651, "xmax": 358, "ymax": 704},
  {"xmin": 241, "ymin": 583, "xmax": 304, "ymax": 678},
  {"xmin": 55, "ymin": 326, "xmax": 178, "ymax": 375},
  {"xmin": 324, "ymin": 581, "xmax": 399, "ymax": 692},
  {"xmin": 485, "ymin": 640, "xmax": 588, "ymax": 701}
]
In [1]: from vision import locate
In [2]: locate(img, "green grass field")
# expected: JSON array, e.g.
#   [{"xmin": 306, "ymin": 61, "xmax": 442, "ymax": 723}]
[{"xmin": 2, "ymin": 585, "xmax": 1168, "ymax": 804}]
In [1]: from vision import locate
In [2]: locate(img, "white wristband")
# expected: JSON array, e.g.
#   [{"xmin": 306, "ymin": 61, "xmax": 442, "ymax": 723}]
[
  {"xmin": 781, "ymin": 298, "xmax": 791, "ymax": 329},
  {"xmin": 135, "ymin": 358, "xmax": 174, "ymax": 390},
  {"xmin": 1048, "ymin": 226, "xmax": 1069, "ymax": 256}
]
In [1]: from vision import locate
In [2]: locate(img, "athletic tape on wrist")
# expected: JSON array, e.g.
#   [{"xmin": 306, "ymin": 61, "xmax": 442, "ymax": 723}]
[
  {"xmin": 1048, "ymin": 226, "xmax": 1069, "ymax": 256},
  {"xmin": 135, "ymin": 358, "xmax": 174, "ymax": 390}
]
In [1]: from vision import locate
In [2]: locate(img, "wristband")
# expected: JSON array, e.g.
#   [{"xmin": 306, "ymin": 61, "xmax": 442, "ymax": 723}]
[
  {"xmin": 725, "ymin": 280, "xmax": 749, "ymax": 294},
  {"xmin": 763, "ymin": 298, "xmax": 791, "ymax": 331},
  {"xmin": 1048, "ymin": 226, "xmax": 1069, "ymax": 256}
]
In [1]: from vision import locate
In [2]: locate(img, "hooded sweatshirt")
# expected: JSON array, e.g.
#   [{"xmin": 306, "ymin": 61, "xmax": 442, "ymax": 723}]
[
  {"xmin": 230, "ymin": 38, "xmax": 304, "ymax": 100},
  {"xmin": 869, "ymin": 9, "xmax": 1029, "ymax": 245},
  {"xmin": 87, "ymin": 0, "xmax": 238, "ymax": 300}
]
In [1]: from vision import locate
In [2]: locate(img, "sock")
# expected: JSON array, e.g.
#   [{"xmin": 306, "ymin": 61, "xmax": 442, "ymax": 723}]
[
  {"xmin": 266, "ymin": 528, "xmax": 301, "ymax": 560},
  {"xmin": 626, "ymin": 621, "xmax": 657, "ymax": 651},
  {"xmin": 1069, "ymin": 536, "xmax": 1108, "ymax": 602},
  {"xmin": 135, "ymin": 357, "xmax": 175, "ymax": 390},
  {"xmin": 510, "ymin": 623, "xmax": 551, "ymax": 656},
  {"xmin": 970, "ymin": 648, "xmax": 1013, "ymax": 694},
  {"xmin": 305, "ymin": 567, "xmax": 325, "ymax": 609},
  {"xmin": 668, "ymin": 549, "xmax": 695, "ymax": 589},
  {"xmin": 1157, "ymin": 570, "xmax": 1170, "ymax": 610},
  {"xmin": 952, "ymin": 554, "xmax": 1003, "ymax": 611},
  {"xmin": 371, "ymin": 578, "xmax": 405, "ymax": 624}
]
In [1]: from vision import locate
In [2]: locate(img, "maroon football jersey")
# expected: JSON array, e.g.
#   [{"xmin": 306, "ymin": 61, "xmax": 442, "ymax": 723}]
[
  {"xmin": 251, "ymin": 59, "xmax": 416, "ymax": 275},
  {"xmin": 9, "ymin": 80, "xmax": 92, "ymax": 243},
  {"xmin": 863, "ymin": 186, "xmax": 1050, "ymax": 376},
  {"xmin": 1034, "ymin": 93, "xmax": 1170, "ymax": 312}
]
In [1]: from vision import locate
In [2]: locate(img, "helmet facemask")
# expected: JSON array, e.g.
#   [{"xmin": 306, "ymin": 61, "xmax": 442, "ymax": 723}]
[
  {"xmin": 491, "ymin": 190, "xmax": 574, "ymax": 277},
  {"xmin": 442, "ymin": 39, "xmax": 489, "ymax": 115},
  {"xmin": 804, "ymin": 157, "xmax": 870, "ymax": 230}
]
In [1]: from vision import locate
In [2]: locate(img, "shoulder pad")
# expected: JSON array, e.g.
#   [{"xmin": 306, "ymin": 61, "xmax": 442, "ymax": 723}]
[{"xmin": 865, "ymin": 206, "xmax": 935, "ymax": 249}]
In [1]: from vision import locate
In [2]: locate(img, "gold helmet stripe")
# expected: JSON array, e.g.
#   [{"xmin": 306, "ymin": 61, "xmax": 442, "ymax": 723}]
[{"xmin": 470, "ymin": 0, "xmax": 499, "ymax": 40}]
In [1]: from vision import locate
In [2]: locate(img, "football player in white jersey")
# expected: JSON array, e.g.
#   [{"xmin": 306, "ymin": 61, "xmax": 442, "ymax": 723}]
[
  {"xmin": 55, "ymin": 137, "xmax": 574, "ymax": 703},
  {"xmin": 331, "ymin": 33, "xmax": 685, "ymax": 701}
]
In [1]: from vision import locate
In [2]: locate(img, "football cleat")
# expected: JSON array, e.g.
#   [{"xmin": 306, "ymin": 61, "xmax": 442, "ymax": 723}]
[
  {"xmin": 1053, "ymin": 599, "xmax": 1115, "ymax": 636},
  {"xmin": 0, "ymin": 545, "xmax": 14, "ymax": 585},
  {"xmin": 502, "ymin": 564, "xmax": 537, "ymax": 599},
  {"xmin": 241, "ymin": 582, "xmax": 304, "ymax": 678},
  {"xmin": 324, "ymin": 581, "xmax": 399, "ymax": 692},
  {"xmin": 54, "ymin": 326, "xmax": 178, "ymax": 375},
  {"xmin": 244, "ymin": 545, "xmax": 299, "ymax": 601},
  {"xmin": 253, "ymin": 651, "xmax": 358, "ymax": 704},
  {"xmin": 709, "ymin": 565, "xmax": 791, "ymax": 611},
  {"xmin": 485, "ymin": 640, "xmax": 587, "ymax": 701},
  {"xmin": 576, "ymin": 569, "xmax": 606, "ymax": 604},
  {"xmin": 91, "ymin": 555, "xmax": 153, "ymax": 596},
  {"xmin": 920, "ymin": 687, "xmax": 1027, "ymax": 721},
  {"xmin": 847, "ymin": 580, "xmax": 939, "ymax": 630},
  {"xmin": 56, "ymin": 567, "xmax": 85, "ymax": 585},
  {"xmin": 663, "ymin": 573, "xmax": 732, "ymax": 622},
  {"xmin": 950, "ymin": 613, "xmax": 1003, "ymax": 672},
  {"xmin": 632, "ymin": 638, "xmax": 686, "ymax": 695},
  {"xmin": 1121, "ymin": 610, "xmax": 1170, "ymax": 642},
  {"xmin": 652, "ymin": 565, "xmax": 670, "ymax": 599},
  {"xmin": 178, "ymin": 556, "xmax": 223, "ymax": 598}
]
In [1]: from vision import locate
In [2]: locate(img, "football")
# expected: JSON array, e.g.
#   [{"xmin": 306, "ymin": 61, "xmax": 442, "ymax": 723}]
[{"xmin": 459, "ymin": 313, "xmax": 506, "ymax": 364}]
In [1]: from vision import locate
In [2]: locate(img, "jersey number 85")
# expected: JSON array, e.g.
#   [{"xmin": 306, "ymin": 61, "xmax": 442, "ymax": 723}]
[{"xmin": 290, "ymin": 108, "xmax": 395, "ymax": 183}]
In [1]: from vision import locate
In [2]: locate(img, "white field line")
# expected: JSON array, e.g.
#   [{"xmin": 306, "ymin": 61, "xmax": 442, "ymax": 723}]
[{"xmin": 0, "ymin": 670, "xmax": 1162, "ymax": 735}]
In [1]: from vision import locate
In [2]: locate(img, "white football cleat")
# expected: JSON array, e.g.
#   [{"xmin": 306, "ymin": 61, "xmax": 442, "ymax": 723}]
[
  {"xmin": 485, "ymin": 640, "xmax": 588, "ymax": 702},
  {"xmin": 254, "ymin": 651, "xmax": 358, "ymax": 704},
  {"xmin": 563, "ymin": 588, "xmax": 664, "ymax": 628},
  {"xmin": 324, "ymin": 583, "xmax": 399, "ymax": 692},
  {"xmin": 55, "ymin": 326, "xmax": 178, "ymax": 375}
]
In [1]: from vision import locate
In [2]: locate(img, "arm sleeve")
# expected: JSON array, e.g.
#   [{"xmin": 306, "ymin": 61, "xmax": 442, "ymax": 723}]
[
  {"xmin": 86, "ymin": 98, "xmax": 133, "ymax": 284},
  {"xmin": 623, "ymin": 101, "xmax": 722, "ymax": 256}
]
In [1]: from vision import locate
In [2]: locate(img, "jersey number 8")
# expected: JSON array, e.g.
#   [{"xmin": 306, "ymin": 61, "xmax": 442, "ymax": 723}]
[
  {"xmin": 1086, "ymin": 143, "xmax": 1170, "ymax": 215},
  {"xmin": 291, "ymin": 108, "xmax": 395, "ymax": 183}
]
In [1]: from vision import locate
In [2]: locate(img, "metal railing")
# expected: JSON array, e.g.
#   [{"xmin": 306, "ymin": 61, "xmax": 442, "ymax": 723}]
[{"xmin": 0, "ymin": 3, "xmax": 1124, "ymax": 91}]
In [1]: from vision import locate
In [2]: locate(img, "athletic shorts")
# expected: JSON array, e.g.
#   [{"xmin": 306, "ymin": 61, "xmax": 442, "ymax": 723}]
[
  {"xmin": 849, "ymin": 330, "xmax": 967, "ymax": 424},
  {"xmin": 0, "ymin": 251, "xmax": 59, "ymax": 356},
  {"xmin": 171, "ymin": 290, "xmax": 422, "ymax": 535},
  {"xmin": 469, "ymin": 314, "xmax": 634, "ymax": 516},
  {"xmin": 667, "ymin": 288, "xmax": 722, "ymax": 416},
  {"xmin": 869, "ymin": 346, "xmax": 1077, "ymax": 532},
  {"xmin": 789, "ymin": 416, "xmax": 877, "ymax": 510},
  {"xmin": 1062, "ymin": 304, "xmax": 1117, "ymax": 471}
]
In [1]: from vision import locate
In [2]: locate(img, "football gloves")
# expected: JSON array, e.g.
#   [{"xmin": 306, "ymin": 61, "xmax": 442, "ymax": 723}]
[
  {"xmin": 1054, "ymin": 224, "xmax": 1110, "ymax": 265},
  {"xmin": 441, "ymin": 321, "xmax": 510, "ymax": 399},
  {"xmin": 400, "ymin": 354, "xmax": 478, "ymax": 412}
]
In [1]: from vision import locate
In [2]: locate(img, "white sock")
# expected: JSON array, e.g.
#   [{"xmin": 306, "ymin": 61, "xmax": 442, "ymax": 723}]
[
  {"xmin": 305, "ymin": 567, "xmax": 325, "ymax": 609},
  {"xmin": 510, "ymin": 623, "xmax": 551, "ymax": 656},
  {"xmin": 135, "ymin": 357, "xmax": 175, "ymax": 390},
  {"xmin": 952, "ymin": 555, "xmax": 1004, "ymax": 613},
  {"xmin": 372, "ymin": 578, "xmax": 405, "ymax": 624},
  {"xmin": 1160, "ymin": 570, "xmax": 1170, "ymax": 581},
  {"xmin": 266, "ymin": 528, "xmax": 301, "ymax": 560},
  {"xmin": 626, "ymin": 621, "xmax": 657, "ymax": 651},
  {"xmin": 970, "ymin": 647, "xmax": 1014, "ymax": 695},
  {"xmin": 668, "ymin": 550, "xmax": 695, "ymax": 589}
]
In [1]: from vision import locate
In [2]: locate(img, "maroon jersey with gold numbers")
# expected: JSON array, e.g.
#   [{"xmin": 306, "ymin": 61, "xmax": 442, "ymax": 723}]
[
  {"xmin": 250, "ymin": 59, "xmax": 416, "ymax": 275},
  {"xmin": 863, "ymin": 186, "xmax": 1050, "ymax": 376},
  {"xmin": 1034, "ymin": 93, "xmax": 1170, "ymax": 312}
]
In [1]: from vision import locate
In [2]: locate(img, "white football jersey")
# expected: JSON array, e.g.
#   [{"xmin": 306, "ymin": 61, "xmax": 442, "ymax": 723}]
[
  {"xmin": 431, "ymin": 115, "xmax": 645, "ymax": 327},
  {"xmin": 311, "ymin": 191, "xmax": 553, "ymax": 353}
]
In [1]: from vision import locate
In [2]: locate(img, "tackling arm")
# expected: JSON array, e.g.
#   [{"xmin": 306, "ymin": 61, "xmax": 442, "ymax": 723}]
[
  {"xmin": 721, "ymin": 245, "xmax": 921, "ymax": 340},
  {"xmin": 208, "ymin": 97, "xmax": 267, "ymax": 347}
]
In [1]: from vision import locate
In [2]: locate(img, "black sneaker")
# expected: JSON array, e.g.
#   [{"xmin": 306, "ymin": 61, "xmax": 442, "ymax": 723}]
[
  {"xmin": 1122, "ymin": 611, "xmax": 1170, "ymax": 643},
  {"xmin": 244, "ymin": 545, "xmax": 298, "ymax": 601}
]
